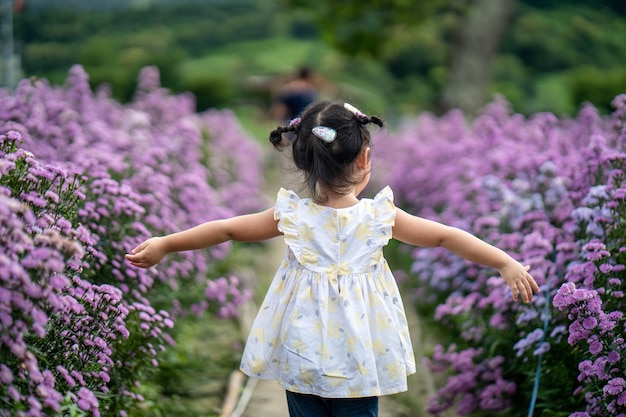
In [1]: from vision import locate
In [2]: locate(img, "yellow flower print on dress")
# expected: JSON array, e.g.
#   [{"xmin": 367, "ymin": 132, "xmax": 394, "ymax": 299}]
[
  {"xmin": 289, "ymin": 338, "xmax": 308, "ymax": 356},
  {"xmin": 316, "ymin": 344, "xmax": 333, "ymax": 362},
  {"xmin": 299, "ymin": 251, "xmax": 320, "ymax": 267},
  {"xmin": 269, "ymin": 277, "xmax": 285, "ymax": 296},
  {"xmin": 326, "ymin": 320, "xmax": 343, "ymax": 339},
  {"xmin": 325, "ymin": 374, "xmax": 347, "ymax": 389},
  {"xmin": 270, "ymin": 310, "xmax": 283, "ymax": 331},
  {"xmin": 353, "ymin": 221, "xmax": 370, "ymax": 243},
  {"xmin": 322, "ymin": 215, "xmax": 339, "ymax": 238},
  {"xmin": 319, "ymin": 297, "xmax": 339, "ymax": 315},
  {"xmin": 384, "ymin": 360, "xmax": 405, "ymax": 380},
  {"xmin": 249, "ymin": 327, "xmax": 265, "ymax": 344},
  {"xmin": 338, "ymin": 261, "xmax": 351, "ymax": 275},
  {"xmin": 248, "ymin": 356, "xmax": 266, "ymax": 374},
  {"xmin": 372, "ymin": 339, "xmax": 388, "ymax": 356},
  {"xmin": 349, "ymin": 385, "xmax": 365, "ymax": 397},
  {"xmin": 282, "ymin": 360, "xmax": 291, "ymax": 375},
  {"xmin": 356, "ymin": 360, "xmax": 370, "ymax": 377},
  {"xmin": 338, "ymin": 212, "xmax": 352, "ymax": 228},
  {"xmin": 374, "ymin": 313, "xmax": 393, "ymax": 332},
  {"xmin": 299, "ymin": 368, "xmax": 316, "ymax": 386},
  {"xmin": 300, "ymin": 223, "xmax": 317, "ymax": 243},
  {"xmin": 307, "ymin": 200, "xmax": 324, "ymax": 216}
]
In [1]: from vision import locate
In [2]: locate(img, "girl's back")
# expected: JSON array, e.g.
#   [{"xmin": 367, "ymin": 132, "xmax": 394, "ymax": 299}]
[
  {"xmin": 239, "ymin": 186, "xmax": 416, "ymax": 398},
  {"xmin": 277, "ymin": 187, "xmax": 395, "ymax": 274}
]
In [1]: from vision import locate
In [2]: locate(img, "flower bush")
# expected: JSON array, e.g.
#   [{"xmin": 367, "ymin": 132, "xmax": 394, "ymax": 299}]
[
  {"xmin": 1, "ymin": 66, "xmax": 265, "ymax": 416},
  {"xmin": 372, "ymin": 94, "xmax": 626, "ymax": 416}
]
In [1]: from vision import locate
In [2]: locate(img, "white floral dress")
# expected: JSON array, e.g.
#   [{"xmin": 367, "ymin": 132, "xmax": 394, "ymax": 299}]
[{"xmin": 239, "ymin": 187, "xmax": 416, "ymax": 398}]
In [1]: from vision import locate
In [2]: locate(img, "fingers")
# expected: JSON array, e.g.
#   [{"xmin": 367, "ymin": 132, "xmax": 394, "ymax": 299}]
[
  {"xmin": 509, "ymin": 266, "xmax": 540, "ymax": 303},
  {"xmin": 130, "ymin": 240, "xmax": 148, "ymax": 255},
  {"xmin": 124, "ymin": 253, "xmax": 139, "ymax": 263},
  {"xmin": 125, "ymin": 237, "xmax": 167, "ymax": 269},
  {"xmin": 125, "ymin": 240, "xmax": 152, "ymax": 268},
  {"xmin": 127, "ymin": 260, "xmax": 150, "ymax": 268},
  {"xmin": 510, "ymin": 282, "xmax": 523, "ymax": 302},
  {"xmin": 125, "ymin": 253, "xmax": 153, "ymax": 269},
  {"xmin": 525, "ymin": 266, "xmax": 541, "ymax": 295},
  {"xmin": 125, "ymin": 253, "xmax": 144, "ymax": 267},
  {"xmin": 516, "ymin": 280, "xmax": 532, "ymax": 303}
]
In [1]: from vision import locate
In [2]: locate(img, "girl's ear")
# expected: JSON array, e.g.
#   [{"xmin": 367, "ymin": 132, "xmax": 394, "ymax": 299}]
[{"xmin": 356, "ymin": 147, "xmax": 371, "ymax": 170}]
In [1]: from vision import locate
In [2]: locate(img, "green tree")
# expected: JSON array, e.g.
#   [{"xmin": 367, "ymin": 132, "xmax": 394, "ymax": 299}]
[
  {"xmin": 286, "ymin": 0, "xmax": 440, "ymax": 57},
  {"xmin": 285, "ymin": 0, "xmax": 626, "ymax": 115},
  {"xmin": 286, "ymin": 0, "xmax": 515, "ymax": 114},
  {"xmin": 437, "ymin": 0, "xmax": 516, "ymax": 114}
]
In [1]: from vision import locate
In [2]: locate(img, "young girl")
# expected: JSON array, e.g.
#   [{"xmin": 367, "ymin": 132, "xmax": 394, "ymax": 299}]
[{"xmin": 126, "ymin": 100, "xmax": 540, "ymax": 417}]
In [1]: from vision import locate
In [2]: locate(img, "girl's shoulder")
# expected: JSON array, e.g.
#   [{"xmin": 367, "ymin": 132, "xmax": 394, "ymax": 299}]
[
  {"xmin": 371, "ymin": 186, "xmax": 396, "ymax": 225},
  {"xmin": 275, "ymin": 188, "xmax": 300, "ymax": 217},
  {"xmin": 277, "ymin": 187, "xmax": 299, "ymax": 201},
  {"xmin": 362, "ymin": 186, "xmax": 394, "ymax": 213},
  {"xmin": 371, "ymin": 185, "xmax": 393, "ymax": 202}
]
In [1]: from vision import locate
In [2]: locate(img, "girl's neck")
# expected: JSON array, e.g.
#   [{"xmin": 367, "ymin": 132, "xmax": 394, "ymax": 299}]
[{"xmin": 315, "ymin": 188, "xmax": 360, "ymax": 209}]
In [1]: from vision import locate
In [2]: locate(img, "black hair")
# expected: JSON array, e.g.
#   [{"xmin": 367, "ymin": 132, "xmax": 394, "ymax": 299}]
[{"xmin": 269, "ymin": 101, "xmax": 384, "ymax": 201}]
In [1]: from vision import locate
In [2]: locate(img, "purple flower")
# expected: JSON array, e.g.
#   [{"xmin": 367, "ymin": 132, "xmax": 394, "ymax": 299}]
[
  {"xmin": 582, "ymin": 316, "xmax": 598, "ymax": 330},
  {"xmin": 604, "ymin": 378, "xmax": 626, "ymax": 396},
  {"xmin": 0, "ymin": 364, "xmax": 13, "ymax": 384},
  {"xmin": 513, "ymin": 328, "xmax": 544, "ymax": 356},
  {"xmin": 607, "ymin": 350, "xmax": 621, "ymax": 364},
  {"xmin": 8, "ymin": 385, "xmax": 20, "ymax": 401},
  {"xmin": 533, "ymin": 342, "xmax": 551, "ymax": 356},
  {"xmin": 588, "ymin": 340, "xmax": 603, "ymax": 355},
  {"xmin": 553, "ymin": 283, "xmax": 599, "ymax": 310}
]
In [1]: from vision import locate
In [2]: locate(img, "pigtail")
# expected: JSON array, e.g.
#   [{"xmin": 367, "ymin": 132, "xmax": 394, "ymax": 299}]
[
  {"xmin": 369, "ymin": 115, "xmax": 384, "ymax": 128},
  {"xmin": 359, "ymin": 115, "xmax": 384, "ymax": 128},
  {"xmin": 269, "ymin": 126, "xmax": 287, "ymax": 148},
  {"xmin": 344, "ymin": 102, "xmax": 384, "ymax": 128},
  {"xmin": 269, "ymin": 123, "xmax": 299, "ymax": 149}
]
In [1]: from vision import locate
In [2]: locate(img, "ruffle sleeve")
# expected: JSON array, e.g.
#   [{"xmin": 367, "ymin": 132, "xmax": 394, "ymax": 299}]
[
  {"xmin": 274, "ymin": 188, "xmax": 300, "ymax": 247},
  {"xmin": 372, "ymin": 186, "xmax": 396, "ymax": 246}
]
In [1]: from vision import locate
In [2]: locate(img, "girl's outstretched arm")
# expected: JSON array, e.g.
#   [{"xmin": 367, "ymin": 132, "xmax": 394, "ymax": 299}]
[
  {"xmin": 393, "ymin": 207, "xmax": 540, "ymax": 303},
  {"xmin": 125, "ymin": 207, "xmax": 280, "ymax": 269}
]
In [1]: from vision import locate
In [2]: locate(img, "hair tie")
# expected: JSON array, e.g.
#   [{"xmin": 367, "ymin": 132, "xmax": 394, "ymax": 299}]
[
  {"xmin": 312, "ymin": 126, "xmax": 336, "ymax": 143},
  {"xmin": 288, "ymin": 117, "xmax": 301, "ymax": 127},
  {"xmin": 344, "ymin": 102, "xmax": 367, "ymax": 119}
]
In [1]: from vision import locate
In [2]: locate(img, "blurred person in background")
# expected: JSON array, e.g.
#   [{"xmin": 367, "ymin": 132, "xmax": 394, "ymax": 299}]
[
  {"xmin": 269, "ymin": 66, "xmax": 321, "ymax": 194},
  {"xmin": 270, "ymin": 66, "xmax": 319, "ymax": 123}
]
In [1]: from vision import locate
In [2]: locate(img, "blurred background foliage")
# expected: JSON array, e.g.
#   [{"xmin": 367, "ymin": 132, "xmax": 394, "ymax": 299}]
[{"xmin": 9, "ymin": 0, "xmax": 626, "ymax": 120}]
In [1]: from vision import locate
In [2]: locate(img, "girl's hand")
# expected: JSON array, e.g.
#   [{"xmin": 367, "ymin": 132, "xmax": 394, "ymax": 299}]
[
  {"xmin": 499, "ymin": 263, "xmax": 540, "ymax": 303},
  {"xmin": 125, "ymin": 237, "xmax": 168, "ymax": 268}
]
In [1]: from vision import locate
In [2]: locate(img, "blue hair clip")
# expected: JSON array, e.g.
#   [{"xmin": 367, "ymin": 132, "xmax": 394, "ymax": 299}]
[{"xmin": 312, "ymin": 126, "xmax": 336, "ymax": 143}]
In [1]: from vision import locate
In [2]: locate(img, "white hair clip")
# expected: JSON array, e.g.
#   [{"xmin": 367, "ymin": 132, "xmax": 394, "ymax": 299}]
[
  {"xmin": 312, "ymin": 126, "xmax": 336, "ymax": 143},
  {"xmin": 344, "ymin": 102, "xmax": 366, "ymax": 119}
]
